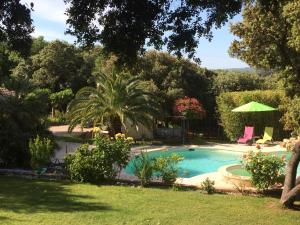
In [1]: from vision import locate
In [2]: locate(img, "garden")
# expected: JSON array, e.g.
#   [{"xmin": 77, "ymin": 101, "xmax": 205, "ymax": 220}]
[{"xmin": 0, "ymin": 0, "xmax": 300, "ymax": 224}]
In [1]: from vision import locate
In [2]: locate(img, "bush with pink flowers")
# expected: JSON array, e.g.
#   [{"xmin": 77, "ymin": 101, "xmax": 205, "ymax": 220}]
[
  {"xmin": 242, "ymin": 151, "xmax": 285, "ymax": 191},
  {"xmin": 173, "ymin": 96, "xmax": 206, "ymax": 119}
]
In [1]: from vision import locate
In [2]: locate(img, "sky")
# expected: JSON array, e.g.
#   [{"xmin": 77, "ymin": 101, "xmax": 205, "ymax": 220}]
[{"xmin": 21, "ymin": 0, "xmax": 249, "ymax": 69}]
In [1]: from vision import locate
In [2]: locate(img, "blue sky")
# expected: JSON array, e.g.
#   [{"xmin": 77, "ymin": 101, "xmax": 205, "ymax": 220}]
[{"xmin": 21, "ymin": 0, "xmax": 249, "ymax": 69}]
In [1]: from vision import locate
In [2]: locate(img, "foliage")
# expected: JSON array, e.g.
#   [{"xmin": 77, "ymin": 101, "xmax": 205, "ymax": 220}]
[
  {"xmin": 0, "ymin": 1, "xmax": 33, "ymax": 56},
  {"xmin": 173, "ymin": 96, "xmax": 206, "ymax": 119},
  {"xmin": 50, "ymin": 89, "xmax": 74, "ymax": 114},
  {"xmin": 7, "ymin": 59, "xmax": 33, "ymax": 96},
  {"xmin": 216, "ymin": 90, "xmax": 285, "ymax": 141},
  {"xmin": 29, "ymin": 135, "xmax": 54, "ymax": 169},
  {"xmin": 64, "ymin": 144, "xmax": 105, "ymax": 183},
  {"xmin": 153, "ymin": 153, "xmax": 183, "ymax": 185},
  {"xmin": 64, "ymin": 0, "xmax": 242, "ymax": 62},
  {"xmin": 229, "ymin": 0, "xmax": 300, "ymax": 97},
  {"xmin": 137, "ymin": 50, "xmax": 215, "ymax": 127},
  {"xmin": 0, "ymin": 93, "xmax": 50, "ymax": 167},
  {"xmin": 0, "ymin": 43, "xmax": 23, "ymax": 83},
  {"xmin": 242, "ymin": 151, "xmax": 285, "ymax": 191},
  {"xmin": 30, "ymin": 36, "xmax": 49, "ymax": 55},
  {"xmin": 280, "ymin": 96, "xmax": 300, "ymax": 136},
  {"xmin": 133, "ymin": 151, "xmax": 154, "ymax": 187},
  {"xmin": 25, "ymin": 88, "xmax": 51, "ymax": 117},
  {"xmin": 65, "ymin": 136, "xmax": 131, "ymax": 183},
  {"xmin": 30, "ymin": 40, "xmax": 86, "ymax": 92},
  {"xmin": 200, "ymin": 178, "xmax": 216, "ymax": 194},
  {"xmin": 67, "ymin": 71, "xmax": 160, "ymax": 136},
  {"xmin": 212, "ymin": 71, "xmax": 264, "ymax": 94}
]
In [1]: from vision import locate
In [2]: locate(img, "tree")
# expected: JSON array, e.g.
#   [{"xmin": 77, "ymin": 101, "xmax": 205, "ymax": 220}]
[
  {"xmin": 67, "ymin": 71, "xmax": 160, "ymax": 136},
  {"xmin": 30, "ymin": 40, "xmax": 86, "ymax": 92},
  {"xmin": 64, "ymin": 0, "xmax": 242, "ymax": 62},
  {"xmin": 280, "ymin": 141, "xmax": 300, "ymax": 208},
  {"xmin": 30, "ymin": 36, "xmax": 48, "ymax": 55},
  {"xmin": 212, "ymin": 71, "xmax": 264, "ymax": 95},
  {"xmin": 0, "ymin": 88, "xmax": 50, "ymax": 167},
  {"xmin": 49, "ymin": 89, "xmax": 74, "ymax": 117},
  {"xmin": 229, "ymin": 2, "xmax": 300, "ymax": 206},
  {"xmin": 136, "ymin": 50, "xmax": 215, "ymax": 129},
  {"xmin": 229, "ymin": 0, "xmax": 300, "ymax": 97},
  {"xmin": 0, "ymin": 0, "xmax": 34, "ymax": 56},
  {"xmin": 0, "ymin": 43, "xmax": 23, "ymax": 84}
]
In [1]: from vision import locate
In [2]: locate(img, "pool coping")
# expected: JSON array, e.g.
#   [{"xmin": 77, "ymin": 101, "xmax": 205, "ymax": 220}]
[{"xmin": 124, "ymin": 143, "xmax": 287, "ymax": 191}]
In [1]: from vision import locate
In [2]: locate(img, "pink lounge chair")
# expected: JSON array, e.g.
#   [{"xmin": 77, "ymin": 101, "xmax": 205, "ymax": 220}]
[{"xmin": 237, "ymin": 126, "xmax": 254, "ymax": 144}]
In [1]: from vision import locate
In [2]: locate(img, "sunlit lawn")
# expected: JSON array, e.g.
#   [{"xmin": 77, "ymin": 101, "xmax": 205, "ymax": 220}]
[{"xmin": 0, "ymin": 176, "xmax": 299, "ymax": 225}]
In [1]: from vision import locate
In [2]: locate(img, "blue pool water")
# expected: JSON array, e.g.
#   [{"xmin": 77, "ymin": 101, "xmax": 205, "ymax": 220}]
[
  {"xmin": 125, "ymin": 148, "xmax": 300, "ymax": 178},
  {"xmin": 125, "ymin": 148, "xmax": 242, "ymax": 178}
]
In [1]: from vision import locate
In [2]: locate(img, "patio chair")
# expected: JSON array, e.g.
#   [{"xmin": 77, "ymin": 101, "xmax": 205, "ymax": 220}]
[
  {"xmin": 256, "ymin": 127, "xmax": 273, "ymax": 144},
  {"xmin": 237, "ymin": 126, "xmax": 254, "ymax": 144}
]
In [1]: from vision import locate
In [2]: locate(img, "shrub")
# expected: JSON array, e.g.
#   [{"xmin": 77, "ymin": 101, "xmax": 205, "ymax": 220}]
[
  {"xmin": 29, "ymin": 135, "xmax": 54, "ymax": 169},
  {"xmin": 64, "ymin": 144, "xmax": 105, "ymax": 183},
  {"xmin": 153, "ymin": 153, "xmax": 183, "ymax": 185},
  {"xmin": 173, "ymin": 97, "xmax": 206, "ymax": 119},
  {"xmin": 200, "ymin": 178, "xmax": 216, "ymax": 194},
  {"xmin": 133, "ymin": 151, "xmax": 154, "ymax": 187},
  {"xmin": 0, "ymin": 90, "xmax": 51, "ymax": 168},
  {"xmin": 65, "ymin": 135, "xmax": 131, "ymax": 183},
  {"xmin": 216, "ymin": 90, "xmax": 286, "ymax": 141},
  {"xmin": 280, "ymin": 96, "xmax": 300, "ymax": 136},
  {"xmin": 242, "ymin": 151, "xmax": 285, "ymax": 191}
]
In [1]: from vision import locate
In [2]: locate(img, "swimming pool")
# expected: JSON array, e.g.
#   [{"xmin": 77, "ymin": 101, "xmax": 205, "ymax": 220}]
[
  {"xmin": 124, "ymin": 147, "xmax": 300, "ymax": 178},
  {"xmin": 125, "ymin": 147, "xmax": 243, "ymax": 178}
]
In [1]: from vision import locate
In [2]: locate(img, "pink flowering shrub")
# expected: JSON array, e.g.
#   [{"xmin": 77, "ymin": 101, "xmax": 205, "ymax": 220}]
[
  {"xmin": 242, "ymin": 151, "xmax": 285, "ymax": 191},
  {"xmin": 173, "ymin": 96, "xmax": 206, "ymax": 119}
]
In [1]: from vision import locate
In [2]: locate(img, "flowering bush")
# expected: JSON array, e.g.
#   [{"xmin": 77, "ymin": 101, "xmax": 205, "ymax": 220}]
[
  {"xmin": 242, "ymin": 151, "xmax": 285, "ymax": 191},
  {"xmin": 92, "ymin": 126, "xmax": 101, "ymax": 138},
  {"xmin": 65, "ymin": 135, "xmax": 132, "ymax": 183},
  {"xmin": 173, "ymin": 96, "xmax": 206, "ymax": 119}
]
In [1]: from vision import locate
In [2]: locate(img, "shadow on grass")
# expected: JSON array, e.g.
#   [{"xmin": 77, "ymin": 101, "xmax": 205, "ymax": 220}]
[{"xmin": 0, "ymin": 176, "xmax": 112, "ymax": 213}]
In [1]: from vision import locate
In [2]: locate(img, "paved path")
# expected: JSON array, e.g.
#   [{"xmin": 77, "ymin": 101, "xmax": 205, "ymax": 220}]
[{"xmin": 49, "ymin": 125, "xmax": 93, "ymax": 137}]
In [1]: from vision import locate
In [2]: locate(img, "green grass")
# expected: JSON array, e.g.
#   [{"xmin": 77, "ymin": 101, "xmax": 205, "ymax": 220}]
[
  {"xmin": 0, "ymin": 176, "xmax": 299, "ymax": 225},
  {"xmin": 230, "ymin": 168, "xmax": 252, "ymax": 176}
]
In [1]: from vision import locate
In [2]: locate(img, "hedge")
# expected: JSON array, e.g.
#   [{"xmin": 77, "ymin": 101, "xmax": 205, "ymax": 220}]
[{"xmin": 216, "ymin": 90, "xmax": 287, "ymax": 141}]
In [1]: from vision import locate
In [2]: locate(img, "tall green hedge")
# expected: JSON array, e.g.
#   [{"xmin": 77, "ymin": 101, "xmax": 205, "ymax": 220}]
[{"xmin": 216, "ymin": 90, "xmax": 287, "ymax": 141}]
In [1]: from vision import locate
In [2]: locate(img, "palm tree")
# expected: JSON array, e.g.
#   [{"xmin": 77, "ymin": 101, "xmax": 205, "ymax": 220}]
[{"xmin": 67, "ymin": 72, "xmax": 160, "ymax": 136}]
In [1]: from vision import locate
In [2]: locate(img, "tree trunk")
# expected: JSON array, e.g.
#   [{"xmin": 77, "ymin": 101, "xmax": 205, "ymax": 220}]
[
  {"xmin": 51, "ymin": 107, "xmax": 55, "ymax": 118},
  {"xmin": 109, "ymin": 116, "xmax": 122, "ymax": 137},
  {"xmin": 280, "ymin": 141, "xmax": 300, "ymax": 208}
]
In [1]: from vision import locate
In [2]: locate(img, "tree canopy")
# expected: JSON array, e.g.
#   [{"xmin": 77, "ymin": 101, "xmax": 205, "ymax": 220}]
[
  {"xmin": 64, "ymin": 0, "xmax": 242, "ymax": 62},
  {"xmin": 0, "ymin": 0, "xmax": 34, "ymax": 56},
  {"xmin": 30, "ymin": 40, "xmax": 86, "ymax": 92},
  {"xmin": 229, "ymin": 0, "xmax": 300, "ymax": 96},
  {"xmin": 212, "ymin": 71, "xmax": 264, "ymax": 94},
  {"xmin": 135, "ymin": 50, "xmax": 215, "ymax": 118}
]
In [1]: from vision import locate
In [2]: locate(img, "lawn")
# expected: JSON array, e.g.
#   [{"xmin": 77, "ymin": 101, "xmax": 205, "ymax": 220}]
[{"xmin": 0, "ymin": 177, "xmax": 299, "ymax": 225}]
